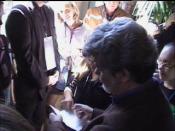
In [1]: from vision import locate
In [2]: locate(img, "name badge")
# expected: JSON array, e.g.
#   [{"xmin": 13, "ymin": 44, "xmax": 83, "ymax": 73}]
[{"xmin": 44, "ymin": 36, "xmax": 56, "ymax": 70}]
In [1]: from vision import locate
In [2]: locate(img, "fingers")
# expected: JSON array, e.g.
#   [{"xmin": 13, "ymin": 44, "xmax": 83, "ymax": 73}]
[
  {"xmin": 72, "ymin": 104, "xmax": 86, "ymax": 119},
  {"xmin": 49, "ymin": 112, "xmax": 62, "ymax": 122},
  {"xmin": 72, "ymin": 103, "xmax": 83, "ymax": 110},
  {"xmin": 73, "ymin": 107, "xmax": 89, "ymax": 121},
  {"xmin": 72, "ymin": 104, "xmax": 93, "ymax": 121},
  {"xmin": 54, "ymin": 71, "xmax": 59, "ymax": 77},
  {"xmin": 72, "ymin": 103, "xmax": 92, "ymax": 111},
  {"xmin": 75, "ymin": 110, "xmax": 85, "ymax": 119},
  {"xmin": 48, "ymin": 73, "xmax": 59, "ymax": 86},
  {"xmin": 61, "ymin": 99, "xmax": 73, "ymax": 111},
  {"xmin": 72, "ymin": 103, "xmax": 87, "ymax": 114}
]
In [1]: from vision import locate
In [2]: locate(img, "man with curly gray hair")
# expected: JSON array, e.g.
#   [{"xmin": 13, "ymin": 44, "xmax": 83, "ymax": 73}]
[{"xmin": 48, "ymin": 17, "xmax": 174, "ymax": 131}]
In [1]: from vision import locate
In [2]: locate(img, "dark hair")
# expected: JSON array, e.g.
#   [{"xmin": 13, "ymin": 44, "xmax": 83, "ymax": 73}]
[
  {"xmin": 154, "ymin": 23, "xmax": 175, "ymax": 54},
  {"xmin": 83, "ymin": 17, "xmax": 157, "ymax": 83},
  {"xmin": 0, "ymin": 104, "xmax": 35, "ymax": 131}
]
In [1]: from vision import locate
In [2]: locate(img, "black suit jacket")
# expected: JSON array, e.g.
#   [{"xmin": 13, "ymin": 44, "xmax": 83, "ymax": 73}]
[{"xmin": 5, "ymin": 3, "xmax": 60, "ymax": 101}]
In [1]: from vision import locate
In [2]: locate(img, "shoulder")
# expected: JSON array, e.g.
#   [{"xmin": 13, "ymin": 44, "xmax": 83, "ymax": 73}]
[
  {"xmin": 6, "ymin": 8, "xmax": 27, "ymax": 25},
  {"xmin": 43, "ymin": 5, "xmax": 54, "ymax": 13},
  {"xmin": 6, "ymin": 5, "xmax": 30, "ymax": 34},
  {"xmin": 10, "ymin": 4, "xmax": 30, "ymax": 17},
  {"xmin": 7, "ymin": 5, "xmax": 30, "ymax": 24}
]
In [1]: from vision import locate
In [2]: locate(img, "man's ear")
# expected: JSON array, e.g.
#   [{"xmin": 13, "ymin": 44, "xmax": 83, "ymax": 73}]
[
  {"xmin": 115, "ymin": 69, "xmax": 130, "ymax": 83},
  {"xmin": 122, "ymin": 69, "xmax": 130, "ymax": 82}
]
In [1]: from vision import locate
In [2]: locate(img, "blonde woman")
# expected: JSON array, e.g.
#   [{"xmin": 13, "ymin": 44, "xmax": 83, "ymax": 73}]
[
  {"xmin": 61, "ymin": 57, "xmax": 111, "ymax": 111},
  {"xmin": 57, "ymin": 1, "xmax": 90, "ymax": 86},
  {"xmin": 48, "ymin": 2, "xmax": 89, "ymax": 107}
]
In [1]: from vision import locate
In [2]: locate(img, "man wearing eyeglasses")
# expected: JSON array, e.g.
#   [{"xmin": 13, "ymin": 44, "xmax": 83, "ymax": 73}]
[
  {"xmin": 47, "ymin": 17, "xmax": 174, "ymax": 131},
  {"xmin": 157, "ymin": 42, "xmax": 175, "ymax": 118}
]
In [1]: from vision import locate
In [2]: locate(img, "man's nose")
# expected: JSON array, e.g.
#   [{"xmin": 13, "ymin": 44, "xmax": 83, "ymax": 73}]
[{"xmin": 157, "ymin": 63, "xmax": 163, "ymax": 70}]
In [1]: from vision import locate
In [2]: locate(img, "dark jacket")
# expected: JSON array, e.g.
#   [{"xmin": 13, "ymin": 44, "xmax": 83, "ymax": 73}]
[
  {"xmin": 6, "ymin": 3, "xmax": 60, "ymax": 100},
  {"xmin": 82, "ymin": 79, "xmax": 174, "ymax": 131},
  {"xmin": 49, "ymin": 79, "xmax": 174, "ymax": 131},
  {"xmin": 5, "ymin": 2, "xmax": 60, "ymax": 129},
  {"xmin": 69, "ymin": 71, "xmax": 111, "ymax": 110}
]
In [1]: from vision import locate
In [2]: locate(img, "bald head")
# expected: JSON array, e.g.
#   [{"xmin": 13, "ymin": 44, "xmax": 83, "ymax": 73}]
[
  {"xmin": 157, "ymin": 42, "xmax": 175, "ymax": 82},
  {"xmin": 160, "ymin": 43, "xmax": 175, "ymax": 62}
]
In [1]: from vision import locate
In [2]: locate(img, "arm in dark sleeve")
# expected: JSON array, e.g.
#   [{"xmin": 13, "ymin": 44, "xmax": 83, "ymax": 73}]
[
  {"xmin": 49, "ymin": 7, "xmax": 61, "ymax": 71},
  {"xmin": 5, "ymin": 11, "xmax": 48, "ymax": 88},
  {"xmin": 68, "ymin": 78, "xmax": 79, "ymax": 94},
  {"xmin": 92, "ymin": 108, "xmax": 104, "ymax": 119},
  {"xmin": 47, "ymin": 121, "xmax": 67, "ymax": 131}
]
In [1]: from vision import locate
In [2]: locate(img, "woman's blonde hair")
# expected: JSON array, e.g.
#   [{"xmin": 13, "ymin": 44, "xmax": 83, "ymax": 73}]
[
  {"xmin": 73, "ymin": 58, "xmax": 89, "ymax": 81},
  {"xmin": 58, "ymin": 2, "xmax": 80, "ymax": 23}
]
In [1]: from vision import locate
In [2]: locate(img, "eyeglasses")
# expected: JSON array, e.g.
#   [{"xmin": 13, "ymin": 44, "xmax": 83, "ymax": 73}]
[{"xmin": 157, "ymin": 60, "xmax": 175, "ymax": 70}]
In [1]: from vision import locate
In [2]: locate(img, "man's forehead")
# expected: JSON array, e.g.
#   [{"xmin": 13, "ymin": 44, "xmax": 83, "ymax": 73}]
[{"xmin": 159, "ymin": 46, "xmax": 175, "ymax": 63}]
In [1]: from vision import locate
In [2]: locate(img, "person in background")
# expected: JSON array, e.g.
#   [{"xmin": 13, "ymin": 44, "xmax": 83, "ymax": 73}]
[
  {"xmin": 48, "ymin": 2, "xmax": 89, "ymax": 108},
  {"xmin": 48, "ymin": 17, "xmax": 174, "ymax": 131},
  {"xmin": 120, "ymin": 1, "xmax": 136, "ymax": 16},
  {"xmin": 164, "ymin": 5, "xmax": 175, "ymax": 29},
  {"xmin": 154, "ymin": 10, "xmax": 175, "ymax": 54},
  {"xmin": 154, "ymin": 23, "xmax": 175, "ymax": 54},
  {"xmin": 157, "ymin": 42, "xmax": 175, "ymax": 118},
  {"xmin": 5, "ymin": 1, "xmax": 60, "ymax": 130},
  {"xmin": 0, "ymin": 104, "xmax": 35, "ymax": 131},
  {"xmin": 83, "ymin": 1, "xmax": 130, "ymax": 31},
  {"xmin": 0, "ymin": 1, "xmax": 12, "ymax": 105},
  {"xmin": 61, "ymin": 56, "xmax": 111, "ymax": 111}
]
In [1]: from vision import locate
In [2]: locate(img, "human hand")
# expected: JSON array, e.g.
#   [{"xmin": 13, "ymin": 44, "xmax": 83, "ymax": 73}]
[
  {"xmin": 72, "ymin": 103, "xmax": 93, "ymax": 121},
  {"xmin": 54, "ymin": 71, "xmax": 59, "ymax": 78},
  {"xmin": 61, "ymin": 96, "xmax": 74, "ymax": 111},
  {"xmin": 48, "ymin": 75, "xmax": 57, "ymax": 86},
  {"xmin": 49, "ymin": 112, "xmax": 62, "ymax": 122},
  {"xmin": 61, "ymin": 89, "xmax": 74, "ymax": 111},
  {"xmin": 48, "ymin": 71, "xmax": 59, "ymax": 86}
]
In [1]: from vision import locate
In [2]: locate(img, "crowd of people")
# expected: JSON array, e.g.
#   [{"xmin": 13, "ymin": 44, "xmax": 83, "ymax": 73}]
[{"xmin": 0, "ymin": 1, "xmax": 175, "ymax": 131}]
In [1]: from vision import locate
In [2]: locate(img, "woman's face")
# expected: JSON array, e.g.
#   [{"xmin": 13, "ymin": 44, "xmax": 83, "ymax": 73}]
[
  {"xmin": 61, "ymin": 5, "xmax": 75, "ymax": 25},
  {"xmin": 104, "ymin": 1, "xmax": 119, "ymax": 13}
]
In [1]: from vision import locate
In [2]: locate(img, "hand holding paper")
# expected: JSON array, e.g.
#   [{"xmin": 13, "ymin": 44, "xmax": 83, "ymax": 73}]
[
  {"xmin": 49, "ymin": 105, "xmax": 83, "ymax": 131},
  {"xmin": 61, "ymin": 90, "xmax": 74, "ymax": 111},
  {"xmin": 49, "ymin": 112, "xmax": 62, "ymax": 122},
  {"xmin": 72, "ymin": 104, "xmax": 93, "ymax": 121}
]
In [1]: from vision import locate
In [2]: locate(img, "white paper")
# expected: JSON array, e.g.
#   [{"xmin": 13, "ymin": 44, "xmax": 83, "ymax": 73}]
[
  {"xmin": 50, "ymin": 105, "xmax": 83, "ymax": 131},
  {"xmin": 44, "ymin": 36, "xmax": 56, "ymax": 70}
]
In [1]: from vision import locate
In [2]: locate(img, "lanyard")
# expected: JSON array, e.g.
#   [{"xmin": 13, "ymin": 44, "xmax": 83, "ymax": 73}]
[{"xmin": 64, "ymin": 22, "xmax": 74, "ymax": 44}]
